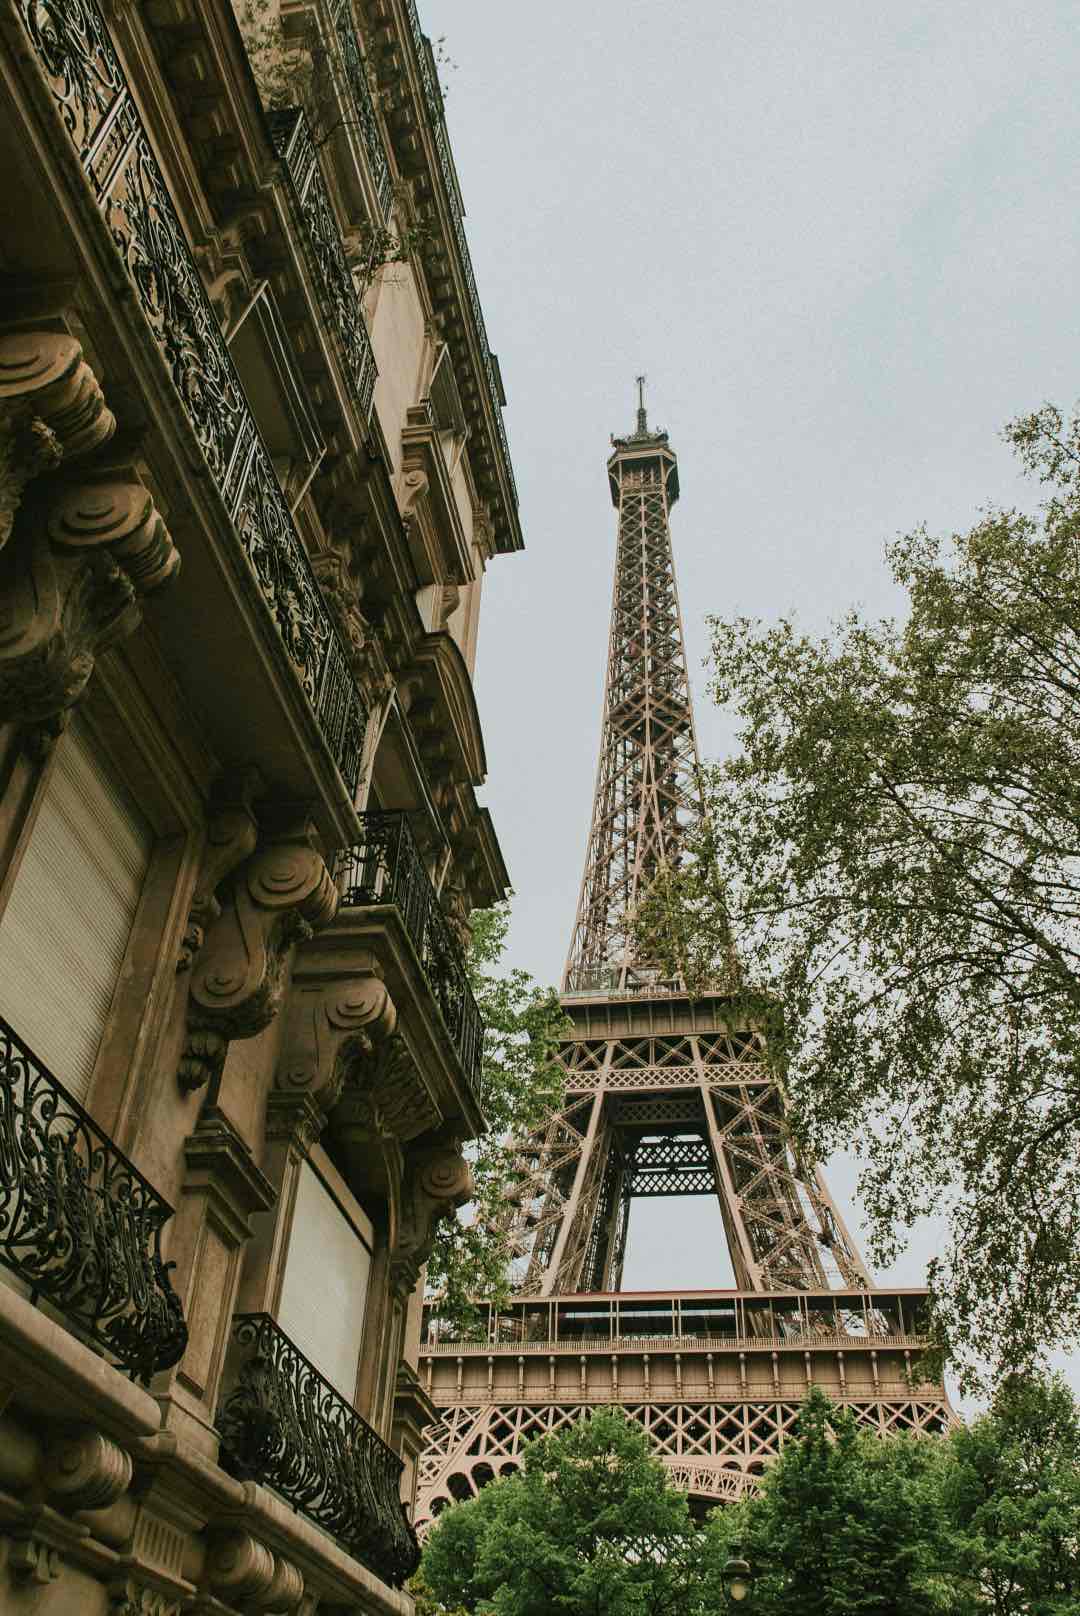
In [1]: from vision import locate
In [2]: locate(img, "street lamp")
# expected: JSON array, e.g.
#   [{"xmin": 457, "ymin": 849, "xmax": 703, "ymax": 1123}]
[{"xmin": 722, "ymin": 1542, "xmax": 754, "ymax": 1604}]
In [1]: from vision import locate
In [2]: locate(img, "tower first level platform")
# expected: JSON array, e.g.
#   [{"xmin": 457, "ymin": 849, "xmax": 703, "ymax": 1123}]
[
  {"xmin": 415, "ymin": 992, "xmax": 955, "ymax": 1526},
  {"xmin": 415, "ymin": 1284, "xmax": 953, "ymax": 1523}
]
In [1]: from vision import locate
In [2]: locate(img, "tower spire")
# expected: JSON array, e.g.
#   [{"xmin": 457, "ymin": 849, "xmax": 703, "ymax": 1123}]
[{"xmin": 563, "ymin": 410, "xmax": 700, "ymax": 994}]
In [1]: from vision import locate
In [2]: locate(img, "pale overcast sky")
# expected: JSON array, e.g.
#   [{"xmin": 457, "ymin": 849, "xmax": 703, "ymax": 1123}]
[{"xmin": 423, "ymin": 0, "xmax": 1080, "ymax": 1398}]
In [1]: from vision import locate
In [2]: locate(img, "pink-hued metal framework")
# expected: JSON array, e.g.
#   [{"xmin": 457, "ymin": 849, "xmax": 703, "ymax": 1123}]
[{"xmin": 415, "ymin": 393, "xmax": 952, "ymax": 1526}]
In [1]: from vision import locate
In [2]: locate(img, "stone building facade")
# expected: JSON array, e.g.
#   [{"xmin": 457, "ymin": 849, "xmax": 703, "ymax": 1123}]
[{"xmin": 0, "ymin": 0, "xmax": 519, "ymax": 1610}]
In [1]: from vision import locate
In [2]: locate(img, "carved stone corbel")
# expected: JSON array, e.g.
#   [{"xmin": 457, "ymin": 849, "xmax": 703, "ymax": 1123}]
[
  {"xmin": 205, "ymin": 1530, "xmax": 304, "ymax": 1612},
  {"xmin": 0, "ymin": 330, "xmax": 116, "ymax": 548},
  {"xmin": 389, "ymin": 1144, "xmax": 472, "ymax": 1298},
  {"xmin": 179, "ymin": 818, "xmax": 338, "ymax": 1092},
  {"xmin": 42, "ymin": 1427, "xmax": 133, "ymax": 1513},
  {"xmin": 0, "ymin": 476, "xmax": 179, "ymax": 733},
  {"xmin": 178, "ymin": 767, "xmax": 263, "ymax": 971},
  {"xmin": 107, "ymin": 1581, "xmax": 182, "ymax": 1616},
  {"xmin": 269, "ymin": 970, "xmax": 397, "ymax": 1148}
]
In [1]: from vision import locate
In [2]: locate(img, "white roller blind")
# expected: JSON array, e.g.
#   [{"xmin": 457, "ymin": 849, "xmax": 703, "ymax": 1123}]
[
  {"xmin": 278, "ymin": 1159, "xmax": 372, "ymax": 1401},
  {"xmin": 0, "ymin": 713, "xmax": 152, "ymax": 1105}
]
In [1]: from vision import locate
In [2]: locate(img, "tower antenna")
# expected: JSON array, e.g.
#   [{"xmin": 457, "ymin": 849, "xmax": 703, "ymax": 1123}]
[{"xmin": 635, "ymin": 373, "xmax": 647, "ymax": 434}]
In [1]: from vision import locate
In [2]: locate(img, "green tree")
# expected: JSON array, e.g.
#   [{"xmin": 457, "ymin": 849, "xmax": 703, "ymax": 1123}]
[
  {"xmin": 636, "ymin": 404, "xmax": 1080, "ymax": 1387},
  {"xmin": 941, "ymin": 1373, "xmax": 1080, "ymax": 1614},
  {"xmin": 426, "ymin": 905, "xmax": 566, "ymax": 1330},
  {"xmin": 421, "ymin": 1410, "xmax": 706, "ymax": 1616},
  {"xmin": 704, "ymin": 1389, "xmax": 958, "ymax": 1616}
]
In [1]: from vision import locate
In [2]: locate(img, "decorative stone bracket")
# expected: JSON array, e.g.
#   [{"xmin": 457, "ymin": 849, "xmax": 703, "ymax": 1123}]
[
  {"xmin": 204, "ymin": 1529, "xmax": 304, "ymax": 1613},
  {"xmin": 179, "ymin": 817, "xmax": 337, "ymax": 1092},
  {"xmin": 178, "ymin": 767, "xmax": 263, "ymax": 971},
  {"xmin": 389, "ymin": 1144, "xmax": 472, "ymax": 1299},
  {"xmin": 269, "ymin": 961, "xmax": 398, "ymax": 1150},
  {"xmin": 0, "ymin": 475, "xmax": 179, "ymax": 735},
  {"xmin": 0, "ymin": 330, "xmax": 116, "ymax": 549}
]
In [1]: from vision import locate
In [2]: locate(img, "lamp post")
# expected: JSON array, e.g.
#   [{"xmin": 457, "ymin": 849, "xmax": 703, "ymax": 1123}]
[{"xmin": 722, "ymin": 1542, "xmax": 754, "ymax": 1605}]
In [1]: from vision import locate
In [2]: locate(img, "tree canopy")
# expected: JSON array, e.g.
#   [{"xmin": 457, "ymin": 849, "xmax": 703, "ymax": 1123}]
[
  {"xmin": 636, "ymin": 404, "xmax": 1080, "ymax": 1387},
  {"xmin": 419, "ymin": 1379, "xmax": 1080, "ymax": 1616},
  {"xmin": 421, "ymin": 1410, "xmax": 706, "ymax": 1616},
  {"xmin": 426, "ymin": 904, "xmax": 566, "ymax": 1329}
]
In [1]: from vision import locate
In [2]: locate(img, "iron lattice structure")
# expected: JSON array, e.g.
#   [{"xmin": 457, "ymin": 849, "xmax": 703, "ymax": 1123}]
[
  {"xmin": 416, "ymin": 392, "xmax": 953, "ymax": 1526},
  {"xmin": 564, "ymin": 392, "xmax": 699, "ymax": 994}
]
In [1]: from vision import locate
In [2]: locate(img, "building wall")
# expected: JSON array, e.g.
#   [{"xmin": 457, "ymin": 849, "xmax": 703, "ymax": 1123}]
[{"xmin": 0, "ymin": 0, "xmax": 520, "ymax": 1610}]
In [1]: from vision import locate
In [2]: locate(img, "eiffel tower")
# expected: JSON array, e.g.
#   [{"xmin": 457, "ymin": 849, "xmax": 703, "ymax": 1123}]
[{"xmin": 415, "ymin": 386, "xmax": 953, "ymax": 1524}]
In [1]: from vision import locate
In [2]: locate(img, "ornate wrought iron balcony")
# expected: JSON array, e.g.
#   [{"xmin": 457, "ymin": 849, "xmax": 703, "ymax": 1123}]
[
  {"xmin": 0, "ymin": 1016, "xmax": 187, "ymax": 1383},
  {"xmin": 15, "ymin": 0, "xmax": 367, "ymax": 795},
  {"xmin": 217, "ymin": 1313, "xmax": 420, "ymax": 1587},
  {"xmin": 270, "ymin": 108, "xmax": 378, "ymax": 425},
  {"xmin": 336, "ymin": 813, "xmax": 484, "ymax": 1104},
  {"xmin": 331, "ymin": 0, "xmax": 394, "ymax": 221}
]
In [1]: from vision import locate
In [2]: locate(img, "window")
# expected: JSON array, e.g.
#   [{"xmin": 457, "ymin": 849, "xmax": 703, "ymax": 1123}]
[
  {"xmin": 277, "ymin": 1152, "xmax": 373, "ymax": 1401},
  {"xmin": 0, "ymin": 713, "xmax": 152, "ymax": 1105}
]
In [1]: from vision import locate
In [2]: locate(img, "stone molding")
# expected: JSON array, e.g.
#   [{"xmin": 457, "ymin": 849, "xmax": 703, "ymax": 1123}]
[{"xmin": 179, "ymin": 817, "xmax": 338, "ymax": 1093}]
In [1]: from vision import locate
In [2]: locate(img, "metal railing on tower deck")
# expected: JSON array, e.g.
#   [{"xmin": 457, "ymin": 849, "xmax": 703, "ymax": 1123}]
[
  {"xmin": 336, "ymin": 812, "xmax": 484, "ymax": 1104},
  {"xmin": 0, "ymin": 1015, "xmax": 188, "ymax": 1383}
]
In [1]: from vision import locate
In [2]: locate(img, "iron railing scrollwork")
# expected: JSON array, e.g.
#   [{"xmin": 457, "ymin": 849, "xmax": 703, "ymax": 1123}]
[
  {"xmin": 336, "ymin": 812, "xmax": 484, "ymax": 1105},
  {"xmin": 402, "ymin": 0, "xmax": 517, "ymax": 506},
  {"xmin": 217, "ymin": 1313, "xmax": 420, "ymax": 1587},
  {"xmin": 16, "ymin": 0, "xmax": 367, "ymax": 795},
  {"xmin": 270, "ymin": 108, "xmax": 378, "ymax": 425},
  {"xmin": 330, "ymin": 0, "xmax": 394, "ymax": 222},
  {"xmin": 0, "ymin": 1016, "xmax": 187, "ymax": 1382}
]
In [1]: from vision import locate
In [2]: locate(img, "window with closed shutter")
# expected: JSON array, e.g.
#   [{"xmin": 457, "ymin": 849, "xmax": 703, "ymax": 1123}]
[
  {"xmin": 0, "ymin": 713, "xmax": 152, "ymax": 1106},
  {"xmin": 278, "ymin": 1156, "xmax": 373, "ymax": 1402}
]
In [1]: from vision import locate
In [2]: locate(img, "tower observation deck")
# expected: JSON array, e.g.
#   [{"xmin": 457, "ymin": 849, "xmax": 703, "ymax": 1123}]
[{"xmin": 415, "ymin": 388, "xmax": 953, "ymax": 1524}]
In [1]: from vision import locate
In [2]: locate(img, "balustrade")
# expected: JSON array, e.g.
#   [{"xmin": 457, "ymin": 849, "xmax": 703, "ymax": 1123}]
[
  {"xmin": 0, "ymin": 1015, "xmax": 187, "ymax": 1383},
  {"xmin": 15, "ymin": 0, "xmax": 367, "ymax": 794},
  {"xmin": 336, "ymin": 812, "xmax": 484, "ymax": 1104},
  {"xmin": 217, "ymin": 1312, "xmax": 420, "ymax": 1587}
]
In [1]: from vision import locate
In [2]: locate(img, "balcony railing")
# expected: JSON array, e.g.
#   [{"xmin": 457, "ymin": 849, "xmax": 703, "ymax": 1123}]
[
  {"xmin": 217, "ymin": 1313, "xmax": 420, "ymax": 1587},
  {"xmin": 403, "ymin": 0, "xmax": 518, "ymax": 506},
  {"xmin": 0, "ymin": 1016, "xmax": 188, "ymax": 1383},
  {"xmin": 270, "ymin": 107, "xmax": 378, "ymax": 425},
  {"xmin": 331, "ymin": 0, "xmax": 394, "ymax": 221},
  {"xmin": 16, "ymin": 0, "xmax": 367, "ymax": 795},
  {"xmin": 336, "ymin": 813, "xmax": 484, "ymax": 1106}
]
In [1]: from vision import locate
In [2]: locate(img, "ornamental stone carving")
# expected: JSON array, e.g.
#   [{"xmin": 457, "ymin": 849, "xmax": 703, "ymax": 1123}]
[
  {"xmin": 389, "ymin": 1144, "xmax": 472, "ymax": 1297},
  {"xmin": 0, "ymin": 476, "xmax": 179, "ymax": 731},
  {"xmin": 42, "ymin": 1427, "xmax": 133, "ymax": 1512},
  {"xmin": 271, "ymin": 970, "xmax": 397, "ymax": 1142},
  {"xmin": 0, "ymin": 330, "xmax": 116, "ymax": 549},
  {"xmin": 178, "ymin": 766, "xmax": 262, "ymax": 971},
  {"xmin": 179, "ymin": 818, "xmax": 338, "ymax": 1092},
  {"xmin": 205, "ymin": 1530, "xmax": 304, "ymax": 1612}
]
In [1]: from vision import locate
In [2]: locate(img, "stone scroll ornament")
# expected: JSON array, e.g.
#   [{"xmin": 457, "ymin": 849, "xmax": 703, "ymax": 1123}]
[
  {"xmin": 179, "ymin": 821, "xmax": 338, "ymax": 1092},
  {"xmin": 269, "ymin": 973, "xmax": 399, "ymax": 1150},
  {"xmin": 389, "ymin": 1145, "xmax": 473, "ymax": 1298},
  {"xmin": 0, "ymin": 475, "xmax": 179, "ymax": 731},
  {"xmin": 0, "ymin": 330, "xmax": 117, "ymax": 550}
]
